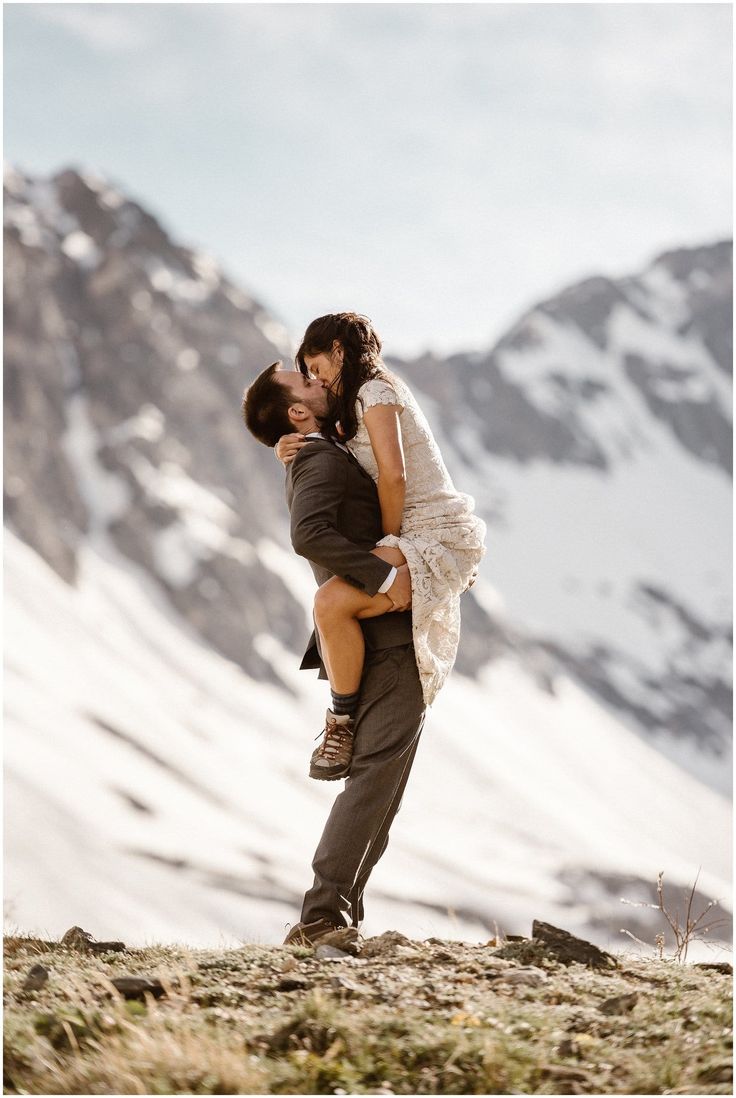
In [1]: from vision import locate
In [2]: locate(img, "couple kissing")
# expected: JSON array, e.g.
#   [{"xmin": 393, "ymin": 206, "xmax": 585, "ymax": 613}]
[{"xmin": 243, "ymin": 311, "xmax": 486, "ymax": 951}]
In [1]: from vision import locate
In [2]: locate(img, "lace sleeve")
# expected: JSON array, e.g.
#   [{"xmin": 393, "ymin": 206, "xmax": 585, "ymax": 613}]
[{"xmin": 357, "ymin": 378, "xmax": 404, "ymax": 412}]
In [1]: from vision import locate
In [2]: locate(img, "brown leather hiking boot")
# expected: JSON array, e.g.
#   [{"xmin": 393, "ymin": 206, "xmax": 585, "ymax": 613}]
[
  {"xmin": 283, "ymin": 918, "xmax": 360, "ymax": 953},
  {"xmin": 309, "ymin": 709, "xmax": 355, "ymax": 781}
]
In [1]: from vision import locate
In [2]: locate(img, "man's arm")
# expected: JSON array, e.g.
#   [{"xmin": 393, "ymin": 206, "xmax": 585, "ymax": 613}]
[{"xmin": 289, "ymin": 448, "xmax": 393, "ymax": 596}]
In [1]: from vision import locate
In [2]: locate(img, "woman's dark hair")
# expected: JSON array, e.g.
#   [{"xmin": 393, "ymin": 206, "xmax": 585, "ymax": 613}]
[{"xmin": 295, "ymin": 312, "xmax": 388, "ymax": 442}]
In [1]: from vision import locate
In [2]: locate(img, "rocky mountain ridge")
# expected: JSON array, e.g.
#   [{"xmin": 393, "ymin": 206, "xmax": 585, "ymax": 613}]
[
  {"xmin": 5, "ymin": 166, "xmax": 317, "ymax": 687},
  {"xmin": 390, "ymin": 239, "xmax": 732, "ymax": 781}
]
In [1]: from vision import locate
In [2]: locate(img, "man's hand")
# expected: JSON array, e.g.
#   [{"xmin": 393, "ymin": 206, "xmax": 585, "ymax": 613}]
[
  {"xmin": 276, "ymin": 433, "xmax": 307, "ymax": 466},
  {"xmin": 386, "ymin": 563, "xmax": 412, "ymax": 611}
]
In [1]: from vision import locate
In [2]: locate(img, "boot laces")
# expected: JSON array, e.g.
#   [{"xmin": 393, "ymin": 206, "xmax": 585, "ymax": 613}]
[{"xmin": 314, "ymin": 718, "xmax": 353, "ymax": 759}]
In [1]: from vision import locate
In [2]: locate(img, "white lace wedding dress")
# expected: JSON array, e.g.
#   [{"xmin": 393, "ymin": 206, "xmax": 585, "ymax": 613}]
[{"xmin": 347, "ymin": 372, "xmax": 487, "ymax": 706}]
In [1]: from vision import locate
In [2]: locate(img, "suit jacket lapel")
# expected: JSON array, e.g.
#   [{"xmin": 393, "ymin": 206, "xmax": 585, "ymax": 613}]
[{"xmin": 338, "ymin": 441, "xmax": 373, "ymax": 482}]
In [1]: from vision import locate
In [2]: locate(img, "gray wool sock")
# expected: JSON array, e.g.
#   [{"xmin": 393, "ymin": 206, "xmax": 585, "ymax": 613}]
[{"xmin": 331, "ymin": 689, "xmax": 360, "ymax": 718}]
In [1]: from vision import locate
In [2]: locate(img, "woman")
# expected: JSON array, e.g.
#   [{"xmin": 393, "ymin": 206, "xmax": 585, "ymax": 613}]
[{"xmin": 278, "ymin": 312, "xmax": 486, "ymax": 773}]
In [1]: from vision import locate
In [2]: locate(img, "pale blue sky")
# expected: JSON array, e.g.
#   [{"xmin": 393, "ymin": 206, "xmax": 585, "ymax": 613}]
[{"xmin": 4, "ymin": 2, "xmax": 732, "ymax": 357}]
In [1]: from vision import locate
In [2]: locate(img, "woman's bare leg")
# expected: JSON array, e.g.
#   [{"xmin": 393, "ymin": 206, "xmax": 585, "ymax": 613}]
[{"xmin": 314, "ymin": 547, "xmax": 408, "ymax": 695}]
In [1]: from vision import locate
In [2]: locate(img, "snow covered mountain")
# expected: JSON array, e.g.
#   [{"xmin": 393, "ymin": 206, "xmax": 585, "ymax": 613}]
[
  {"xmin": 390, "ymin": 242, "xmax": 732, "ymax": 788},
  {"xmin": 4, "ymin": 166, "xmax": 731, "ymax": 956}
]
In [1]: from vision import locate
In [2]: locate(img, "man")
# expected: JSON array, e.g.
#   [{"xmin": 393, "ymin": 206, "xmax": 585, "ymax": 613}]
[{"xmin": 242, "ymin": 362, "xmax": 426, "ymax": 952}]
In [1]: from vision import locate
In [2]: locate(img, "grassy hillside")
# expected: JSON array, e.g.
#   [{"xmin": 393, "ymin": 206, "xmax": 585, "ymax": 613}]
[{"xmin": 3, "ymin": 928, "xmax": 732, "ymax": 1095}]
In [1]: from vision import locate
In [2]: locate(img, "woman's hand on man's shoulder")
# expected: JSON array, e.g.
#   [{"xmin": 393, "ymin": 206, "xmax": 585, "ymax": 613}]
[{"xmin": 275, "ymin": 433, "xmax": 307, "ymax": 467}]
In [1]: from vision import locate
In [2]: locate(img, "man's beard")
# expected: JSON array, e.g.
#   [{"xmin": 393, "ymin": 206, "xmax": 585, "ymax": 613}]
[{"xmin": 313, "ymin": 389, "xmax": 338, "ymax": 433}]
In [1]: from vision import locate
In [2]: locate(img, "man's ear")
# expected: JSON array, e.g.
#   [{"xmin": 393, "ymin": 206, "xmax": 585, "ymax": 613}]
[{"xmin": 288, "ymin": 403, "xmax": 309, "ymax": 427}]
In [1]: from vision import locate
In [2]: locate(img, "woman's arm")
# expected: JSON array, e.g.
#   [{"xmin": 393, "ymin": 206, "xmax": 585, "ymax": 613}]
[{"xmin": 363, "ymin": 404, "xmax": 406, "ymax": 536}]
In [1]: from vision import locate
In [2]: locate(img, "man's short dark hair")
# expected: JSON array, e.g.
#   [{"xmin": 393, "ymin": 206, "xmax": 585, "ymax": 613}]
[{"xmin": 242, "ymin": 362, "xmax": 296, "ymax": 447}]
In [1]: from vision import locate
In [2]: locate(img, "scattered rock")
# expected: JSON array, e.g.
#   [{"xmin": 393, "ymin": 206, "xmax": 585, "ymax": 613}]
[
  {"xmin": 694, "ymin": 961, "xmax": 733, "ymax": 976},
  {"xmin": 487, "ymin": 966, "xmax": 548, "ymax": 988},
  {"xmin": 109, "ymin": 977, "xmax": 166, "ymax": 1000},
  {"xmin": 314, "ymin": 944, "xmax": 352, "ymax": 961},
  {"xmin": 394, "ymin": 945, "xmax": 424, "ymax": 961},
  {"xmin": 598, "ymin": 991, "xmax": 638, "ymax": 1015},
  {"xmin": 312, "ymin": 927, "xmax": 360, "ymax": 955},
  {"xmin": 531, "ymin": 921, "xmax": 618, "ymax": 969},
  {"xmin": 277, "ymin": 976, "xmax": 311, "ymax": 992},
  {"xmin": 21, "ymin": 964, "xmax": 49, "ymax": 993},
  {"xmin": 359, "ymin": 931, "xmax": 413, "ymax": 957},
  {"xmin": 60, "ymin": 926, "xmax": 125, "ymax": 954}
]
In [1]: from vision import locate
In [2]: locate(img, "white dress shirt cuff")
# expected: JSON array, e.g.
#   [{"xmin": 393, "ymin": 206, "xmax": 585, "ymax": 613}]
[{"xmin": 377, "ymin": 566, "xmax": 397, "ymax": 595}]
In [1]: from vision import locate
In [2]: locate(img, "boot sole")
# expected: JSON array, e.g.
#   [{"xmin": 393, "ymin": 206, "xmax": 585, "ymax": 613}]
[{"xmin": 309, "ymin": 766, "xmax": 351, "ymax": 781}]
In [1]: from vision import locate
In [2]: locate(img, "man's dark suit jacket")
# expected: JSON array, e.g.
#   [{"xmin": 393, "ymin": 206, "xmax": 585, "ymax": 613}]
[{"xmin": 285, "ymin": 436, "xmax": 413, "ymax": 677}]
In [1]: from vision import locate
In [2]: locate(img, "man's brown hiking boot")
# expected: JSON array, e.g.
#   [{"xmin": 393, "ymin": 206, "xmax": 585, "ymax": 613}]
[
  {"xmin": 309, "ymin": 709, "xmax": 355, "ymax": 780},
  {"xmin": 283, "ymin": 918, "xmax": 360, "ymax": 953}
]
